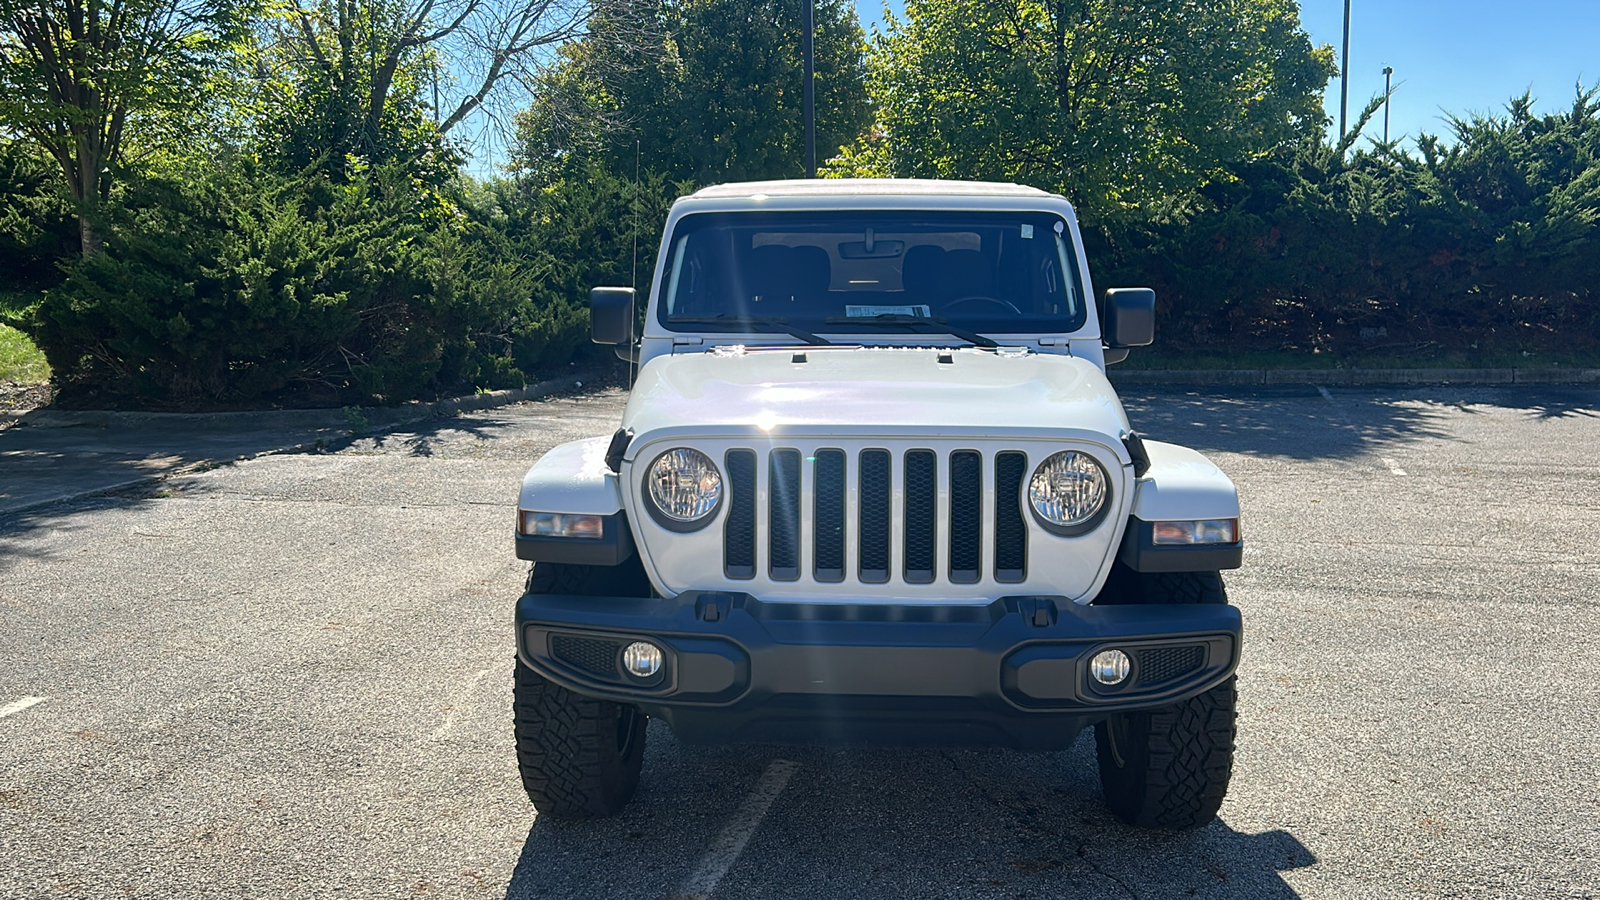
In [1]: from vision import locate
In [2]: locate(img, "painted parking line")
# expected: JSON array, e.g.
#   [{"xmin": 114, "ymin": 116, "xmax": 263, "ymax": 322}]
[
  {"xmin": 0, "ymin": 696, "xmax": 48, "ymax": 720},
  {"xmin": 1382, "ymin": 456, "xmax": 1408, "ymax": 477},
  {"xmin": 670, "ymin": 759, "xmax": 800, "ymax": 900}
]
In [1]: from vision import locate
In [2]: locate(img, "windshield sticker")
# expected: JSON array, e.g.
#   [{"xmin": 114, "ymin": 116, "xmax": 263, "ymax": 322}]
[
  {"xmin": 845, "ymin": 305, "xmax": 932, "ymax": 318},
  {"xmin": 1020, "ymin": 224, "xmax": 1034, "ymax": 239}
]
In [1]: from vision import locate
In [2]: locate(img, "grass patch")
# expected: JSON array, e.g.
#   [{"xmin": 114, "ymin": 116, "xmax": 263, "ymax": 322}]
[
  {"xmin": 0, "ymin": 291, "xmax": 49, "ymax": 384},
  {"xmin": 0, "ymin": 323, "xmax": 49, "ymax": 384}
]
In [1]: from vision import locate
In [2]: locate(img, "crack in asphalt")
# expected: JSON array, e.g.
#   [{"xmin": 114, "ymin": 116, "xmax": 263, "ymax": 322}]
[{"xmin": 937, "ymin": 749, "xmax": 1141, "ymax": 898}]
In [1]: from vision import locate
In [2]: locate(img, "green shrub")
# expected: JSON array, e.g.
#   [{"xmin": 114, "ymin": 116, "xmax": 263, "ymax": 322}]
[
  {"xmin": 0, "ymin": 140, "xmax": 75, "ymax": 294},
  {"xmin": 29, "ymin": 165, "xmax": 449, "ymax": 407},
  {"xmin": 1094, "ymin": 90, "xmax": 1600, "ymax": 354}
]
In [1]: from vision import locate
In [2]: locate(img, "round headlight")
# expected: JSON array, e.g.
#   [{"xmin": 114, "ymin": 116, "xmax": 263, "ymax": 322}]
[
  {"xmin": 1028, "ymin": 450, "xmax": 1109, "ymax": 531},
  {"xmin": 645, "ymin": 448, "xmax": 722, "ymax": 525}
]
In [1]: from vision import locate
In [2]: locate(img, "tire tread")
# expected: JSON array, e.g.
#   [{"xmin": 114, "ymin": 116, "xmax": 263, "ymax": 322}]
[{"xmin": 513, "ymin": 561, "xmax": 648, "ymax": 819}]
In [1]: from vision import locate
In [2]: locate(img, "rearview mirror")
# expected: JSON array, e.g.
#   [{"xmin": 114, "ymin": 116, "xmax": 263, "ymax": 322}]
[{"xmin": 590, "ymin": 287, "xmax": 635, "ymax": 346}]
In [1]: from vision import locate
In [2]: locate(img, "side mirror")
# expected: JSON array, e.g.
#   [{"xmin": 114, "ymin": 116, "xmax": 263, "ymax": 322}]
[
  {"xmin": 590, "ymin": 287, "xmax": 635, "ymax": 346},
  {"xmin": 1102, "ymin": 287, "xmax": 1155, "ymax": 349}
]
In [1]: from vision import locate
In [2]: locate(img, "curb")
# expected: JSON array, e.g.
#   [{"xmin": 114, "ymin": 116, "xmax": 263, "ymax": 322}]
[
  {"xmin": 1107, "ymin": 367, "xmax": 1600, "ymax": 386},
  {"xmin": 3, "ymin": 374, "xmax": 602, "ymax": 429},
  {"xmin": 0, "ymin": 374, "xmax": 599, "ymax": 516}
]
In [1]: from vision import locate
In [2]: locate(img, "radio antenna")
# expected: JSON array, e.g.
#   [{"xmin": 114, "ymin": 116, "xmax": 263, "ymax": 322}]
[{"xmin": 630, "ymin": 140, "xmax": 641, "ymax": 386}]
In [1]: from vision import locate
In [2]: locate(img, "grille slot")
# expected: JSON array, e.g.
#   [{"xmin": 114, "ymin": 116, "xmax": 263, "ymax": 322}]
[
  {"xmin": 949, "ymin": 450, "xmax": 982, "ymax": 583},
  {"xmin": 903, "ymin": 450, "xmax": 937, "ymax": 583},
  {"xmin": 769, "ymin": 448, "xmax": 802, "ymax": 580},
  {"xmin": 1135, "ymin": 646, "xmax": 1206, "ymax": 687},
  {"xmin": 994, "ymin": 451, "xmax": 1028, "ymax": 582},
  {"xmin": 724, "ymin": 449, "xmax": 757, "ymax": 579},
  {"xmin": 813, "ymin": 449, "xmax": 846, "ymax": 582},
  {"xmin": 550, "ymin": 634, "xmax": 623, "ymax": 679},
  {"xmin": 859, "ymin": 450, "xmax": 891, "ymax": 583}
]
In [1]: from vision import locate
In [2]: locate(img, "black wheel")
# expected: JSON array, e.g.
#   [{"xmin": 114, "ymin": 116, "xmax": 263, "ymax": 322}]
[
  {"xmin": 1093, "ymin": 569, "xmax": 1237, "ymax": 829},
  {"xmin": 513, "ymin": 561, "xmax": 651, "ymax": 819}
]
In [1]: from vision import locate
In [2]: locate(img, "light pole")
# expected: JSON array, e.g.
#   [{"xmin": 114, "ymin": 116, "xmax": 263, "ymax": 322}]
[
  {"xmin": 1383, "ymin": 66, "xmax": 1394, "ymax": 144},
  {"xmin": 803, "ymin": 0, "xmax": 815, "ymax": 177},
  {"xmin": 1339, "ymin": 0, "xmax": 1351, "ymax": 139}
]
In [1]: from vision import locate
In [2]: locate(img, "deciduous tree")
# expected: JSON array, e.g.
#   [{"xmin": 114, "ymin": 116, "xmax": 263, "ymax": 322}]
[
  {"xmin": 0, "ymin": 0, "xmax": 239, "ymax": 254},
  {"xmin": 256, "ymin": 0, "xmax": 599, "ymax": 173},
  {"xmin": 848, "ymin": 0, "xmax": 1334, "ymax": 220},
  {"xmin": 514, "ymin": 0, "xmax": 871, "ymax": 185}
]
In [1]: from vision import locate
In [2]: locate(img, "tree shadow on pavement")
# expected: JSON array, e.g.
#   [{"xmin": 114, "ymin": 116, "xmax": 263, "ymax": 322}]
[
  {"xmin": 353, "ymin": 412, "xmax": 516, "ymax": 459},
  {"xmin": 1118, "ymin": 384, "xmax": 1599, "ymax": 460},
  {"xmin": 503, "ymin": 727, "xmax": 1315, "ymax": 899},
  {"xmin": 0, "ymin": 411, "xmax": 520, "ymax": 552}
]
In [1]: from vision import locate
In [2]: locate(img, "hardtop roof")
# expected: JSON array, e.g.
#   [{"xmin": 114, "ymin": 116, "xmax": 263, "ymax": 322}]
[{"xmin": 688, "ymin": 178, "xmax": 1057, "ymax": 200}]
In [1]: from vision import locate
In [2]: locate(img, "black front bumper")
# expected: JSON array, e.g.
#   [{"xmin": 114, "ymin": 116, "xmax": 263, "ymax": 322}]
[{"xmin": 516, "ymin": 590, "xmax": 1240, "ymax": 751}]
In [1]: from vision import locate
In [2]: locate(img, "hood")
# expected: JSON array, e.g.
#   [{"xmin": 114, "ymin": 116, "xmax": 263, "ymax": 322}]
[{"xmin": 620, "ymin": 345, "xmax": 1131, "ymax": 446}]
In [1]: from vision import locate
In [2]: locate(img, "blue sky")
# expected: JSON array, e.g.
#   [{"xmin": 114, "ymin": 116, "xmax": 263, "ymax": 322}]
[{"xmin": 854, "ymin": 0, "xmax": 1599, "ymax": 148}]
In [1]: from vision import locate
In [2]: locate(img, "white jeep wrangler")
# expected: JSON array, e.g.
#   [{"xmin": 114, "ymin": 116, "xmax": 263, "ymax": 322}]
[{"xmin": 512, "ymin": 179, "xmax": 1244, "ymax": 829}]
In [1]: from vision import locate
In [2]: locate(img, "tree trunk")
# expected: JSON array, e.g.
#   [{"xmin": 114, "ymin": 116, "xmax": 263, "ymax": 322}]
[
  {"xmin": 78, "ymin": 212, "xmax": 102, "ymax": 256},
  {"xmin": 75, "ymin": 132, "xmax": 103, "ymax": 256}
]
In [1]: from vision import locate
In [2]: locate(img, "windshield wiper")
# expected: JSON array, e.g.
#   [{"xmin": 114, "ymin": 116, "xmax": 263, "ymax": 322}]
[
  {"xmin": 823, "ymin": 314, "xmax": 999, "ymax": 349},
  {"xmin": 667, "ymin": 315, "xmax": 834, "ymax": 346}
]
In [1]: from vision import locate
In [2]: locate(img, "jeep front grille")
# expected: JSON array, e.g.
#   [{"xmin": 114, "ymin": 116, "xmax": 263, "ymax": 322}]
[{"xmin": 721, "ymin": 447, "xmax": 1031, "ymax": 586}]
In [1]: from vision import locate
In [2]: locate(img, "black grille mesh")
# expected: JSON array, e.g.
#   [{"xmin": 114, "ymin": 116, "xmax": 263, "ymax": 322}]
[
  {"xmin": 949, "ymin": 451, "xmax": 981, "ymax": 583},
  {"xmin": 769, "ymin": 449, "xmax": 802, "ymax": 579},
  {"xmin": 994, "ymin": 452, "xmax": 1028, "ymax": 581},
  {"xmin": 1135, "ymin": 646, "xmax": 1205, "ymax": 687},
  {"xmin": 903, "ymin": 450, "xmax": 937, "ymax": 583},
  {"xmin": 813, "ymin": 449, "xmax": 846, "ymax": 581},
  {"xmin": 550, "ymin": 635, "xmax": 622, "ymax": 679},
  {"xmin": 859, "ymin": 450, "xmax": 891, "ymax": 582},
  {"xmin": 724, "ymin": 449, "xmax": 757, "ymax": 578}
]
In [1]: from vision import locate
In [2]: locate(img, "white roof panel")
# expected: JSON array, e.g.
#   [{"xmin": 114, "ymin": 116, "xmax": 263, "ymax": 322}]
[{"xmin": 689, "ymin": 179, "xmax": 1055, "ymax": 200}]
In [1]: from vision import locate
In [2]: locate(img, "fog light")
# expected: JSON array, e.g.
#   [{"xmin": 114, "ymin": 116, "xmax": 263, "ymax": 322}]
[
  {"xmin": 1090, "ymin": 649, "xmax": 1131, "ymax": 686},
  {"xmin": 622, "ymin": 642, "xmax": 663, "ymax": 679}
]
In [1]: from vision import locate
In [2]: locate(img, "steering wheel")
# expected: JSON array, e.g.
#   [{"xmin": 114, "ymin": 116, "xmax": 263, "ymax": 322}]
[{"xmin": 943, "ymin": 295, "xmax": 1023, "ymax": 316}]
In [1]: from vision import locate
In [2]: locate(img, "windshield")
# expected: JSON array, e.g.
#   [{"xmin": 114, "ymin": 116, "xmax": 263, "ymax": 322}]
[{"xmin": 657, "ymin": 210, "xmax": 1087, "ymax": 336}]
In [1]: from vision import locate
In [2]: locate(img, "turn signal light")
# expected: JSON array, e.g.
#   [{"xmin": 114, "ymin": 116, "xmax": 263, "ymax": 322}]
[
  {"xmin": 518, "ymin": 511, "xmax": 604, "ymax": 539},
  {"xmin": 1151, "ymin": 518, "xmax": 1238, "ymax": 545}
]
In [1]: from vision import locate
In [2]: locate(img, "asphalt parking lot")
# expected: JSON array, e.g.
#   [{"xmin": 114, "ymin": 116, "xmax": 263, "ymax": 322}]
[{"xmin": 2, "ymin": 383, "xmax": 1597, "ymax": 899}]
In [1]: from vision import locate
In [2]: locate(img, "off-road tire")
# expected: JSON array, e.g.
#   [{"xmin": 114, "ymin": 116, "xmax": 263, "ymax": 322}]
[
  {"xmin": 513, "ymin": 560, "xmax": 651, "ymax": 819},
  {"xmin": 1095, "ymin": 676, "xmax": 1237, "ymax": 829},
  {"xmin": 513, "ymin": 661, "xmax": 646, "ymax": 818},
  {"xmin": 1093, "ymin": 569, "xmax": 1236, "ymax": 829}
]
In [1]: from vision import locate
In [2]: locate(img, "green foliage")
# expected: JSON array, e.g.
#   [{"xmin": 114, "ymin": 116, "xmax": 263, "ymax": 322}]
[
  {"xmin": 20, "ymin": 153, "xmax": 684, "ymax": 407},
  {"xmin": 515, "ymin": 0, "xmax": 871, "ymax": 186},
  {"xmin": 1094, "ymin": 89, "xmax": 1600, "ymax": 353},
  {"xmin": 0, "ymin": 139, "xmax": 75, "ymax": 292},
  {"xmin": 0, "ymin": 0, "xmax": 246, "ymax": 254},
  {"xmin": 249, "ymin": 0, "xmax": 458, "ymax": 181},
  {"xmin": 845, "ymin": 0, "xmax": 1334, "ymax": 221},
  {"xmin": 30, "ymin": 163, "xmax": 446, "ymax": 406},
  {"xmin": 479, "ymin": 161, "xmax": 686, "ymax": 376}
]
